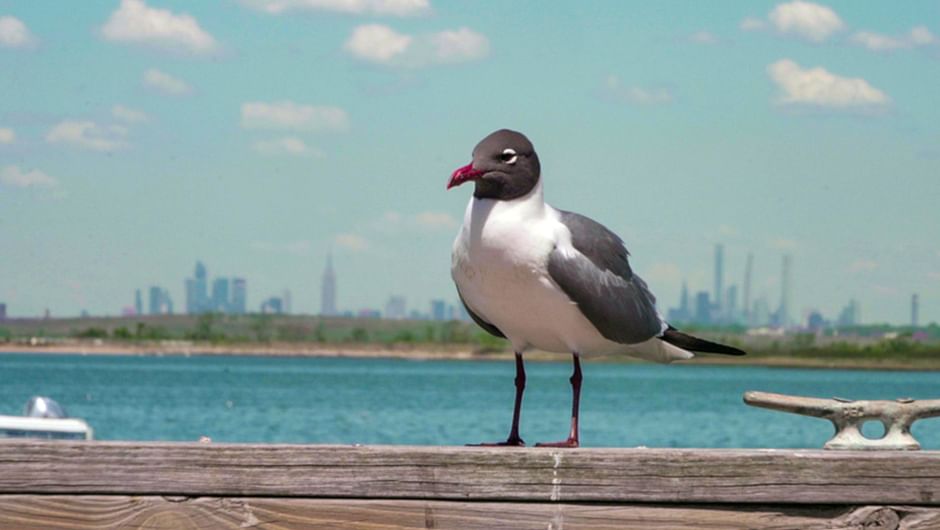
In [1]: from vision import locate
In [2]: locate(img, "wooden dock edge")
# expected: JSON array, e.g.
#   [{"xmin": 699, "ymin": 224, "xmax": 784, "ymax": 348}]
[{"xmin": 2, "ymin": 441, "xmax": 940, "ymax": 529}]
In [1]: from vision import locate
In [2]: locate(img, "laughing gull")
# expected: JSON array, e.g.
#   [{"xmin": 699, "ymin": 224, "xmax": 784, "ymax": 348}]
[{"xmin": 448, "ymin": 129, "xmax": 745, "ymax": 448}]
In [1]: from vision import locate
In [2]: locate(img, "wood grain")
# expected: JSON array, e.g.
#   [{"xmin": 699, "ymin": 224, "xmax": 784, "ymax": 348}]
[
  {"xmin": 5, "ymin": 496, "xmax": 940, "ymax": 530},
  {"xmin": 2, "ymin": 441, "xmax": 940, "ymax": 505}
]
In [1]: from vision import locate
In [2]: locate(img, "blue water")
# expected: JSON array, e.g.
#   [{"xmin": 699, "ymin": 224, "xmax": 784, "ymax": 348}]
[{"xmin": 1, "ymin": 353, "xmax": 939, "ymax": 448}]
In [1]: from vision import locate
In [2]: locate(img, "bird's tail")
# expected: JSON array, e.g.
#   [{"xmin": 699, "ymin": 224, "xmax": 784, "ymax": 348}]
[{"xmin": 659, "ymin": 326, "xmax": 746, "ymax": 356}]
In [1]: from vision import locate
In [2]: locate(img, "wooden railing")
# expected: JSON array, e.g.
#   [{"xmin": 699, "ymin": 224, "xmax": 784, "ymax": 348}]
[{"xmin": 1, "ymin": 440, "xmax": 939, "ymax": 529}]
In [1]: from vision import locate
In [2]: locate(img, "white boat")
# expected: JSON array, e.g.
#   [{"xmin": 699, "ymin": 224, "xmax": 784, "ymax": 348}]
[{"xmin": 0, "ymin": 396, "xmax": 93, "ymax": 440}]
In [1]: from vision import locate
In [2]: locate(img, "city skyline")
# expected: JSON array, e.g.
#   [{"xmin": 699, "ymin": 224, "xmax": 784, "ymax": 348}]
[
  {"xmin": 1, "ymin": 1, "xmax": 938, "ymax": 324},
  {"xmin": 0, "ymin": 243, "xmax": 932, "ymax": 327},
  {"xmin": 666, "ymin": 243, "xmax": 882, "ymax": 329}
]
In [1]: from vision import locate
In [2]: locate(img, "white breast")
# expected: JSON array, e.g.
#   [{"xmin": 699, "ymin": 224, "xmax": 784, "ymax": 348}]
[{"xmin": 451, "ymin": 183, "xmax": 624, "ymax": 355}]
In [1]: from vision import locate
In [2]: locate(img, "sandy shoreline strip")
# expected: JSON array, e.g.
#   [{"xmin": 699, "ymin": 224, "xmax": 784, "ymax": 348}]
[
  {"xmin": 0, "ymin": 341, "xmax": 493, "ymax": 360},
  {"xmin": 1, "ymin": 341, "xmax": 938, "ymax": 371}
]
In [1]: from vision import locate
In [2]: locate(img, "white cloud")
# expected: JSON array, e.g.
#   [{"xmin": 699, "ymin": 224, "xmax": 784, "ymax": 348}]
[
  {"xmin": 335, "ymin": 233, "xmax": 369, "ymax": 251},
  {"xmin": 689, "ymin": 31, "xmax": 719, "ymax": 45},
  {"xmin": 851, "ymin": 32, "xmax": 904, "ymax": 52},
  {"xmin": 414, "ymin": 211, "xmax": 457, "ymax": 229},
  {"xmin": 911, "ymin": 26, "xmax": 937, "ymax": 46},
  {"xmin": 344, "ymin": 24, "xmax": 488, "ymax": 67},
  {"xmin": 143, "ymin": 68, "xmax": 191, "ymax": 96},
  {"xmin": 0, "ymin": 15, "xmax": 36, "ymax": 48},
  {"xmin": 767, "ymin": 59, "xmax": 889, "ymax": 109},
  {"xmin": 0, "ymin": 127, "xmax": 14, "ymax": 144},
  {"xmin": 46, "ymin": 121, "xmax": 127, "ymax": 152},
  {"xmin": 851, "ymin": 26, "xmax": 937, "ymax": 52},
  {"xmin": 768, "ymin": 1, "xmax": 844, "ymax": 42},
  {"xmin": 428, "ymin": 27, "xmax": 489, "ymax": 63},
  {"xmin": 253, "ymin": 136, "xmax": 324, "ymax": 157},
  {"xmin": 112, "ymin": 104, "xmax": 149, "ymax": 123},
  {"xmin": 742, "ymin": 2, "xmax": 844, "ymax": 42},
  {"xmin": 602, "ymin": 75, "xmax": 673, "ymax": 105},
  {"xmin": 1, "ymin": 165, "xmax": 57, "ymax": 188},
  {"xmin": 241, "ymin": 101, "xmax": 349, "ymax": 132},
  {"xmin": 101, "ymin": 0, "xmax": 217, "ymax": 55},
  {"xmin": 345, "ymin": 24, "xmax": 411, "ymax": 63},
  {"xmin": 242, "ymin": 0, "xmax": 429, "ymax": 16}
]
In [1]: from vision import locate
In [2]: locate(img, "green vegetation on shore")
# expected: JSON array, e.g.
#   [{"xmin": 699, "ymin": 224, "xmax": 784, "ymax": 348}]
[
  {"xmin": 0, "ymin": 313, "xmax": 506, "ymax": 352},
  {"xmin": 1, "ymin": 314, "xmax": 939, "ymax": 368}
]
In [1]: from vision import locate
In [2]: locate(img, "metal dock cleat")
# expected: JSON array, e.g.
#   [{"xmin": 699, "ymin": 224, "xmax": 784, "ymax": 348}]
[{"xmin": 744, "ymin": 391, "xmax": 940, "ymax": 450}]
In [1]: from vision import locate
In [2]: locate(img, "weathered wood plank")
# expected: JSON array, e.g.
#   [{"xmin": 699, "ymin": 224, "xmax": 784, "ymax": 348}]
[
  {"xmin": 2, "ymin": 441, "xmax": 940, "ymax": 504},
  {"xmin": 6, "ymin": 496, "xmax": 940, "ymax": 530}
]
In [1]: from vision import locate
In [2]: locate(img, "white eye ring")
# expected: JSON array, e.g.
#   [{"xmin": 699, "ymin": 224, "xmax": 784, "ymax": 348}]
[{"xmin": 501, "ymin": 148, "xmax": 518, "ymax": 165}]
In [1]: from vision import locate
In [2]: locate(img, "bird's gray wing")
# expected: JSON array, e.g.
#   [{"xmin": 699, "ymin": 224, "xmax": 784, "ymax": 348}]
[
  {"xmin": 548, "ymin": 210, "xmax": 662, "ymax": 344},
  {"xmin": 457, "ymin": 289, "xmax": 506, "ymax": 338}
]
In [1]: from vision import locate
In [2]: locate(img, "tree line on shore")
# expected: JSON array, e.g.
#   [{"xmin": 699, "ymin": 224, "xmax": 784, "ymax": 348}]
[{"xmin": 1, "ymin": 314, "xmax": 938, "ymax": 359}]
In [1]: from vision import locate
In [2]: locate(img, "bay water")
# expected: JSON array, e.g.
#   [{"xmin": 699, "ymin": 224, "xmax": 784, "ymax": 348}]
[{"xmin": 2, "ymin": 353, "xmax": 939, "ymax": 449}]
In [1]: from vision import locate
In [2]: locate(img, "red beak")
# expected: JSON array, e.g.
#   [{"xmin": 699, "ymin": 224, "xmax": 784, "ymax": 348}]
[{"xmin": 447, "ymin": 162, "xmax": 485, "ymax": 190}]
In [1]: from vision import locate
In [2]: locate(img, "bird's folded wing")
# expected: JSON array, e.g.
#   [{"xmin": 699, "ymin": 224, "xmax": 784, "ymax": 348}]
[{"xmin": 548, "ymin": 210, "xmax": 662, "ymax": 345}]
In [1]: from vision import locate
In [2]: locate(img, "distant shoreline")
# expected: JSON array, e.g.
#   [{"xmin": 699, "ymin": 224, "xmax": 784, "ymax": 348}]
[{"xmin": 2, "ymin": 341, "xmax": 939, "ymax": 371}]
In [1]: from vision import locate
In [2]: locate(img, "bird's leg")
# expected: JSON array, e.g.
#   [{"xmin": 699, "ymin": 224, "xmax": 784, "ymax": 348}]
[
  {"xmin": 468, "ymin": 352, "xmax": 526, "ymax": 447},
  {"xmin": 536, "ymin": 354, "xmax": 582, "ymax": 448}
]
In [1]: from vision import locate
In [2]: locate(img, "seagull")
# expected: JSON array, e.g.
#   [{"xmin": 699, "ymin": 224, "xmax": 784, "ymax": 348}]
[{"xmin": 448, "ymin": 129, "xmax": 745, "ymax": 448}]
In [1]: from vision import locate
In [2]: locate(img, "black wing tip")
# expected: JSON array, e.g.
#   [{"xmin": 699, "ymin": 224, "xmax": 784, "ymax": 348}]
[{"xmin": 660, "ymin": 327, "xmax": 747, "ymax": 356}]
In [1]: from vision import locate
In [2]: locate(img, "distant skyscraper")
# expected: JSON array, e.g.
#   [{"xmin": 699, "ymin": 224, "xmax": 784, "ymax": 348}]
[
  {"xmin": 185, "ymin": 279, "xmax": 196, "ymax": 313},
  {"xmin": 149, "ymin": 286, "xmax": 166, "ymax": 315},
  {"xmin": 135, "ymin": 289, "xmax": 143, "ymax": 316},
  {"xmin": 430, "ymin": 299, "xmax": 447, "ymax": 321},
  {"xmin": 186, "ymin": 261, "xmax": 210, "ymax": 314},
  {"xmin": 725, "ymin": 285, "xmax": 738, "ymax": 323},
  {"xmin": 752, "ymin": 296, "xmax": 770, "ymax": 327},
  {"xmin": 321, "ymin": 254, "xmax": 337, "ymax": 316},
  {"xmin": 912, "ymin": 294, "xmax": 919, "ymax": 328},
  {"xmin": 260, "ymin": 296, "xmax": 283, "ymax": 314},
  {"xmin": 282, "ymin": 289, "xmax": 292, "ymax": 314},
  {"xmin": 807, "ymin": 311, "xmax": 825, "ymax": 331},
  {"xmin": 714, "ymin": 244, "xmax": 724, "ymax": 315},
  {"xmin": 774, "ymin": 255, "xmax": 792, "ymax": 327},
  {"xmin": 163, "ymin": 289, "xmax": 173, "ymax": 315},
  {"xmin": 211, "ymin": 278, "xmax": 230, "ymax": 313},
  {"xmin": 232, "ymin": 278, "xmax": 247, "ymax": 314},
  {"xmin": 194, "ymin": 261, "xmax": 208, "ymax": 310},
  {"xmin": 385, "ymin": 295, "xmax": 407, "ymax": 319},
  {"xmin": 837, "ymin": 299, "xmax": 860, "ymax": 327},
  {"xmin": 694, "ymin": 291, "xmax": 711, "ymax": 324},
  {"xmin": 0, "ymin": 303, "xmax": 6, "ymax": 321},
  {"xmin": 667, "ymin": 281, "xmax": 692, "ymax": 323},
  {"xmin": 742, "ymin": 253, "xmax": 753, "ymax": 323},
  {"xmin": 680, "ymin": 281, "xmax": 689, "ymax": 316}
]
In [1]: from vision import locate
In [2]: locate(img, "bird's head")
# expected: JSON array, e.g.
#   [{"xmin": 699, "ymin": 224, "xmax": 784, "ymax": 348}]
[{"xmin": 447, "ymin": 129, "xmax": 541, "ymax": 200}]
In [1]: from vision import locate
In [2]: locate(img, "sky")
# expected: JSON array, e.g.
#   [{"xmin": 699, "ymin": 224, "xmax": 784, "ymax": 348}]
[{"xmin": 1, "ymin": 0, "xmax": 938, "ymax": 325}]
